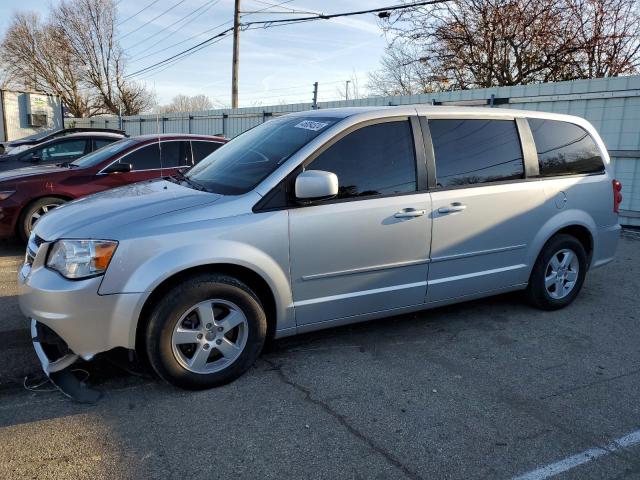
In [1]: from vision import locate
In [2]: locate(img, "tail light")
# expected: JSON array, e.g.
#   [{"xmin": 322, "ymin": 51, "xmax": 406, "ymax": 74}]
[{"xmin": 612, "ymin": 179, "xmax": 622, "ymax": 214}]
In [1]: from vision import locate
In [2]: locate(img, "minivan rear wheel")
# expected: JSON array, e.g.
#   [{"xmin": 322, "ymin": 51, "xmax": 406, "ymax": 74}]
[
  {"xmin": 525, "ymin": 234, "xmax": 587, "ymax": 310},
  {"xmin": 145, "ymin": 274, "xmax": 267, "ymax": 390}
]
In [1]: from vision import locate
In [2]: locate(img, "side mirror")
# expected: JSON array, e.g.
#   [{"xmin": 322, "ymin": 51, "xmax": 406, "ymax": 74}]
[
  {"xmin": 295, "ymin": 170, "xmax": 338, "ymax": 201},
  {"xmin": 104, "ymin": 162, "xmax": 132, "ymax": 174},
  {"xmin": 30, "ymin": 155, "xmax": 42, "ymax": 163}
]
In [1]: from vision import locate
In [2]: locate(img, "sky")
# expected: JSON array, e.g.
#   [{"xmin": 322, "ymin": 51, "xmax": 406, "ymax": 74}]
[{"xmin": 0, "ymin": 0, "xmax": 392, "ymax": 107}]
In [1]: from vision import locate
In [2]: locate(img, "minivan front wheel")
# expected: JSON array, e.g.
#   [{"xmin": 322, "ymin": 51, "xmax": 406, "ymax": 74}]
[
  {"xmin": 146, "ymin": 274, "xmax": 267, "ymax": 390},
  {"xmin": 526, "ymin": 234, "xmax": 587, "ymax": 310}
]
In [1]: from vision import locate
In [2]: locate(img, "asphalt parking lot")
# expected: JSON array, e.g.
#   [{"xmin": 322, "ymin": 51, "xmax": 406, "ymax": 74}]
[{"xmin": 1, "ymin": 233, "xmax": 639, "ymax": 480}]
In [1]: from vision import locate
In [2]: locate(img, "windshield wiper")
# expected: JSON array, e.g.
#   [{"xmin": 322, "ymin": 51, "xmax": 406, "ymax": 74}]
[{"xmin": 168, "ymin": 169, "xmax": 207, "ymax": 192}]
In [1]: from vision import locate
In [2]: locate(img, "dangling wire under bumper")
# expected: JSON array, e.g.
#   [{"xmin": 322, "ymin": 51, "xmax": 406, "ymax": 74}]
[{"xmin": 30, "ymin": 319, "xmax": 102, "ymax": 403}]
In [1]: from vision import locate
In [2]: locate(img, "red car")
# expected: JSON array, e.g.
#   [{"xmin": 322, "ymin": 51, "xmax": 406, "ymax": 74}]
[{"xmin": 0, "ymin": 134, "xmax": 226, "ymax": 241}]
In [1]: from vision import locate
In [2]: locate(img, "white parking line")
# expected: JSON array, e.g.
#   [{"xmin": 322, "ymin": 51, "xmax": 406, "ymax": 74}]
[{"xmin": 512, "ymin": 429, "xmax": 640, "ymax": 480}]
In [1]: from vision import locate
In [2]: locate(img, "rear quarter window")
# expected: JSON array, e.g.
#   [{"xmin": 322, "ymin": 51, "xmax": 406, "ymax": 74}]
[{"xmin": 528, "ymin": 119, "xmax": 604, "ymax": 177}]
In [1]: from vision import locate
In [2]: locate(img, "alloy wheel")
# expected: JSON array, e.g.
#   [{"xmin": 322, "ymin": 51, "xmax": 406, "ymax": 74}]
[
  {"xmin": 171, "ymin": 299, "xmax": 248, "ymax": 374},
  {"xmin": 544, "ymin": 248, "xmax": 580, "ymax": 300}
]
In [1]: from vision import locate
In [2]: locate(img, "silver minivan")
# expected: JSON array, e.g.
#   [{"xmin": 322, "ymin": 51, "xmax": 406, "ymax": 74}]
[{"xmin": 19, "ymin": 106, "xmax": 621, "ymax": 390}]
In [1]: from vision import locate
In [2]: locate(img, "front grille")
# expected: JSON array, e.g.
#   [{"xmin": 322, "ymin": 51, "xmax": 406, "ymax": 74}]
[{"xmin": 25, "ymin": 235, "xmax": 45, "ymax": 266}]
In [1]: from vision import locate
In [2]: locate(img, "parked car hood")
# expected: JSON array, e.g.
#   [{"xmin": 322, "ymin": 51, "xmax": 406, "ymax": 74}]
[
  {"xmin": 0, "ymin": 163, "xmax": 66, "ymax": 178},
  {"xmin": 34, "ymin": 179, "xmax": 222, "ymax": 240}
]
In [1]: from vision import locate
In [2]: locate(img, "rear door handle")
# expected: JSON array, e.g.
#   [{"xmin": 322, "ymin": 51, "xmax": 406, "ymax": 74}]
[
  {"xmin": 437, "ymin": 203, "xmax": 466, "ymax": 214},
  {"xmin": 394, "ymin": 208, "xmax": 426, "ymax": 218}
]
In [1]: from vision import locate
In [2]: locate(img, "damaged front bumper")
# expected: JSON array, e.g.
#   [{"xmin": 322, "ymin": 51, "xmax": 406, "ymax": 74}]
[
  {"xmin": 19, "ymin": 237, "xmax": 145, "ymax": 402},
  {"xmin": 18, "ymin": 238, "xmax": 143, "ymax": 359},
  {"xmin": 30, "ymin": 319, "xmax": 101, "ymax": 403}
]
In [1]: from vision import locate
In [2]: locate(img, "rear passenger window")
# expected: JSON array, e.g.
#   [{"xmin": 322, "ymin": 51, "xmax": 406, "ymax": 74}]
[
  {"xmin": 430, "ymin": 119, "xmax": 524, "ymax": 187},
  {"xmin": 120, "ymin": 143, "xmax": 161, "ymax": 171},
  {"xmin": 192, "ymin": 141, "xmax": 222, "ymax": 163},
  {"xmin": 309, "ymin": 120, "xmax": 417, "ymax": 199},
  {"xmin": 528, "ymin": 119, "xmax": 604, "ymax": 177},
  {"xmin": 160, "ymin": 141, "xmax": 191, "ymax": 168}
]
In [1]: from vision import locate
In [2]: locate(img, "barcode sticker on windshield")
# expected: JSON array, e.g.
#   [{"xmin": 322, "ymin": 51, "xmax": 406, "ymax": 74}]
[{"xmin": 294, "ymin": 120, "xmax": 330, "ymax": 131}]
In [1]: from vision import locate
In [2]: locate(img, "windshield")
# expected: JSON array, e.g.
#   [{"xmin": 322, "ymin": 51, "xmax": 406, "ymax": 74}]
[
  {"xmin": 13, "ymin": 129, "xmax": 56, "ymax": 143},
  {"xmin": 187, "ymin": 115, "xmax": 340, "ymax": 194},
  {"xmin": 71, "ymin": 138, "xmax": 137, "ymax": 168}
]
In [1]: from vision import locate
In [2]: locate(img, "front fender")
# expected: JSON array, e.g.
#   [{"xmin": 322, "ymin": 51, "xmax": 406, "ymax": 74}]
[{"xmin": 99, "ymin": 211, "xmax": 293, "ymax": 342}]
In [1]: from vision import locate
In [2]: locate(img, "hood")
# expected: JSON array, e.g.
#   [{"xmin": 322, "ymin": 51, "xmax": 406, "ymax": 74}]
[
  {"xmin": 34, "ymin": 179, "xmax": 222, "ymax": 240},
  {"xmin": 0, "ymin": 162, "xmax": 66, "ymax": 178}
]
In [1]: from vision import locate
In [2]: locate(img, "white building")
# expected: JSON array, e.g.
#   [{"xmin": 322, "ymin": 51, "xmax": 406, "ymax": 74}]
[{"xmin": 0, "ymin": 89, "xmax": 63, "ymax": 142}]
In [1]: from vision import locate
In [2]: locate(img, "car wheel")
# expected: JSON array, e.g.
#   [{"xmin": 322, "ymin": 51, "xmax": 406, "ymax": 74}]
[
  {"xmin": 19, "ymin": 197, "xmax": 67, "ymax": 242},
  {"xmin": 525, "ymin": 234, "xmax": 588, "ymax": 310},
  {"xmin": 145, "ymin": 274, "xmax": 267, "ymax": 390}
]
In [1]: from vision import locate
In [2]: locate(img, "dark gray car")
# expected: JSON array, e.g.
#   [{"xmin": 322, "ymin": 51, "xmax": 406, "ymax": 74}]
[{"xmin": 0, "ymin": 132, "xmax": 124, "ymax": 172}]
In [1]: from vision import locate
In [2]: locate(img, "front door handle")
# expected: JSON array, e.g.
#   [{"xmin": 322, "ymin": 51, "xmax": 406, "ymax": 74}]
[
  {"xmin": 394, "ymin": 208, "xmax": 426, "ymax": 218},
  {"xmin": 437, "ymin": 203, "xmax": 466, "ymax": 214}
]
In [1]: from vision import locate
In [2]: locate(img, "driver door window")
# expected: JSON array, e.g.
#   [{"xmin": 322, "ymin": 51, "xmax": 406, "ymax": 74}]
[{"xmin": 308, "ymin": 121, "xmax": 417, "ymax": 199}]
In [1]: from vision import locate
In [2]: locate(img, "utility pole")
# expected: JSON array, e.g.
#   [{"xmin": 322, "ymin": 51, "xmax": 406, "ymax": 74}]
[
  {"xmin": 312, "ymin": 82, "xmax": 318, "ymax": 109},
  {"xmin": 231, "ymin": 0, "xmax": 241, "ymax": 109},
  {"xmin": 345, "ymin": 80, "xmax": 350, "ymax": 101}
]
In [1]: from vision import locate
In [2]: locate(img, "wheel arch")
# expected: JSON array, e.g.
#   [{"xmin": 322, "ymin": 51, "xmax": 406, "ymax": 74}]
[
  {"xmin": 553, "ymin": 225, "xmax": 593, "ymax": 264},
  {"xmin": 527, "ymin": 210, "xmax": 597, "ymax": 277},
  {"xmin": 134, "ymin": 263, "xmax": 279, "ymax": 360}
]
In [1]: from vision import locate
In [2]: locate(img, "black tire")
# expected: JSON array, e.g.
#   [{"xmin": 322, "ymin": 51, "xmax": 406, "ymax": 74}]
[
  {"xmin": 18, "ymin": 196, "xmax": 67, "ymax": 242},
  {"xmin": 525, "ymin": 234, "xmax": 588, "ymax": 310},
  {"xmin": 145, "ymin": 274, "xmax": 267, "ymax": 390}
]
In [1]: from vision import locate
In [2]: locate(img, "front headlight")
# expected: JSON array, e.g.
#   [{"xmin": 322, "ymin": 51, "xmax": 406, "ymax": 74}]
[
  {"xmin": 0, "ymin": 191, "xmax": 15, "ymax": 201},
  {"xmin": 47, "ymin": 239, "xmax": 118, "ymax": 279}
]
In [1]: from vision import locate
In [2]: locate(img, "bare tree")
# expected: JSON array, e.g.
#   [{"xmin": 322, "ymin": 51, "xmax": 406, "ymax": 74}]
[
  {"xmin": 154, "ymin": 94, "xmax": 217, "ymax": 113},
  {"xmin": 566, "ymin": 0, "xmax": 640, "ymax": 77},
  {"xmin": 368, "ymin": 43, "xmax": 448, "ymax": 95},
  {"xmin": 0, "ymin": 0, "xmax": 154, "ymax": 116},
  {"xmin": 370, "ymin": 0, "xmax": 640, "ymax": 94},
  {"xmin": 0, "ymin": 12, "xmax": 91, "ymax": 116},
  {"xmin": 335, "ymin": 72, "xmax": 365, "ymax": 100},
  {"xmin": 189, "ymin": 94, "xmax": 215, "ymax": 111},
  {"xmin": 0, "ymin": 67, "xmax": 17, "ymax": 89},
  {"xmin": 54, "ymin": 0, "xmax": 154, "ymax": 115}
]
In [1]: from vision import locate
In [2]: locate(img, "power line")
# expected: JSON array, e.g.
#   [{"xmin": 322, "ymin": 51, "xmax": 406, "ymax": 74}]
[
  {"xmin": 126, "ymin": 0, "xmax": 450, "ymax": 78},
  {"xmin": 130, "ymin": 2, "xmax": 299, "ymax": 78},
  {"xmin": 136, "ymin": 31, "xmax": 233, "ymax": 80},
  {"xmin": 125, "ymin": 0, "xmax": 221, "ymax": 52},
  {"xmin": 129, "ymin": 0, "xmax": 294, "ymax": 64},
  {"xmin": 130, "ymin": 19, "xmax": 233, "ymax": 63},
  {"xmin": 241, "ymin": 0, "xmax": 451, "ymax": 27},
  {"xmin": 243, "ymin": 0, "xmax": 316, "ymax": 15},
  {"xmin": 120, "ymin": 0, "xmax": 188, "ymax": 40},
  {"xmin": 117, "ymin": 0, "xmax": 162, "ymax": 26}
]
